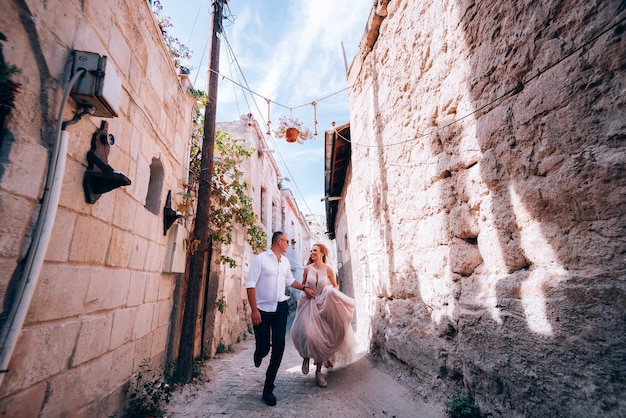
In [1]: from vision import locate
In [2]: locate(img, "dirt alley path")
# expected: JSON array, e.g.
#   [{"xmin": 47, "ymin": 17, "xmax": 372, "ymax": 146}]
[{"xmin": 165, "ymin": 326, "xmax": 446, "ymax": 418}]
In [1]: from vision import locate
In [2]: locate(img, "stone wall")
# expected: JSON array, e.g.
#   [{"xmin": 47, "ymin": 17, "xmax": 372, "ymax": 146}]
[
  {"xmin": 0, "ymin": 0, "xmax": 195, "ymax": 416},
  {"xmin": 344, "ymin": 0, "xmax": 626, "ymax": 416}
]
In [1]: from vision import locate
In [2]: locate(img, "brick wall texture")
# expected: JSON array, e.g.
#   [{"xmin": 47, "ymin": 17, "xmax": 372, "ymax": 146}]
[{"xmin": 0, "ymin": 1, "xmax": 195, "ymax": 416}]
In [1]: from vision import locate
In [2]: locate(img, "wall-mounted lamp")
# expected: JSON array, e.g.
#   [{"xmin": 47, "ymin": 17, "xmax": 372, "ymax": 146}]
[
  {"xmin": 163, "ymin": 190, "xmax": 182, "ymax": 235},
  {"xmin": 83, "ymin": 120, "xmax": 131, "ymax": 203}
]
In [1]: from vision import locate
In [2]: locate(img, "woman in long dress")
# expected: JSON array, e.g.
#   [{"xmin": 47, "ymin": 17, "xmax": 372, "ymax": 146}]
[{"xmin": 290, "ymin": 243, "xmax": 357, "ymax": 387}]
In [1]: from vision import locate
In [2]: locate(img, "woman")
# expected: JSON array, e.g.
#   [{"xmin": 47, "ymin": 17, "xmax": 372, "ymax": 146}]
[{"xmin": 290, "ymin": 243, "xmax": 357, "ymax": 387}]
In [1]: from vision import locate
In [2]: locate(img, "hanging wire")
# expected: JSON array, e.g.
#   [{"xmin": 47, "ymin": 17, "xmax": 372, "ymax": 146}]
[
  {"xmin": 176, "ymin": 1, "xmax": 624, "ymax": 216},
  {"xmin": 329, "ymin": 10, "xmax": 626, "ymax": 151},
  {"xmin": 312, "ymin": 101, "xmax": 318, "ymax": 139},
  {"xmin": 219, "ymin": 30, "xmax": 319, "ymax": 217},
  {"xmin": 266, "ymin": 98, "xmax": 272, "ymax": 136},
  {"xmin": 186, "ymin": 3, "xmax": 204, "ymax": 48}
]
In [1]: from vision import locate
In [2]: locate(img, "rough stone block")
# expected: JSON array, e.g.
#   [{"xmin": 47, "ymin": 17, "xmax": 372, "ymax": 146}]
[
  {"xmin": 45, "ymin": 207, "xmax": 76, "ymax": 262},
  {"xmin": 0, "ymin": 381, "xmax": 46, "ymax": 418},
  {"xmin": 127, "ymin": 271, "xmax": 147, "ymax": 306},
  {"xmin": 132, "ymin": 303, "xmax": 155, "ymax": 340},
  {"xmin": 71, "ymin": 315, "xmax": 113, "ymax": 366},
  {"xmin": 109, "ymin": 309, "xmax": 135, "ymax": 350},
  {"xmin": 1, "ymin": 322, "xmax": 80, "ymax": 394},
  {"xmin": 40, "ymin": 352, "xmax": 113, "ymax": 417},
  {"xmin": 69, "ymin": 216, "xmax": 112, "ymax": 264},
  {"xmin": 26, "ymin": 265, "xmax": 91, "ymax": 322},
  {"xmin": 85, "ymin": 268, "xmax": 131, "ymax": 312},
  {"xmin": 106, "ymin": 227, "xmax": 134, "ymax": 267}
]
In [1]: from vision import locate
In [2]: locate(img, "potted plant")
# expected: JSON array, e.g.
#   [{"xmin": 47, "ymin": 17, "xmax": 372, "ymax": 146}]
[{"xmin": 274, "ymin": 116, "xmax": 312, "ymax": 143}]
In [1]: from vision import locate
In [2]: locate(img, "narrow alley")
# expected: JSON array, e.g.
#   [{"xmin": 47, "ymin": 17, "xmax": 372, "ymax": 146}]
[{"xmin": 165, "ymin": 321, "xmax": 445, "ymax": 418}]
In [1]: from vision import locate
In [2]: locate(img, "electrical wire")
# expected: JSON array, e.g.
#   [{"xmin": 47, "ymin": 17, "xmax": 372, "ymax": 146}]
[
  {"xmin": 331, "ymin": 10, "xmax": 626, "ymax": 150},
  {"xmin": 218, "ymin": 30, "xmax": 320, "ymax": 217},
  {"xmin": 210, "ymin": 2, "xmax": 625, "ymax": 212}
]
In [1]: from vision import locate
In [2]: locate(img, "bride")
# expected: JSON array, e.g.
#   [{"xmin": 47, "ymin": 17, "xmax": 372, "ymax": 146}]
[{"xmin": 290, "ymin": 243, "xmax": 357, "ymax": 387}]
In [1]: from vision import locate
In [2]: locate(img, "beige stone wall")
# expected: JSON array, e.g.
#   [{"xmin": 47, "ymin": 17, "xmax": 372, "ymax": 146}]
[
  {"xmin": 0, "ymin": 0, "xmax": 195, "ymax": 416},
  {"xmin": 345, "ymin": 0, "xmax": 626, "ymax": 416}
]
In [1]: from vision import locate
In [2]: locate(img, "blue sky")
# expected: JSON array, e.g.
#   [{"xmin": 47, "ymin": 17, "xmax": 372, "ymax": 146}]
[{"xmin": 157, "ymin": 0, "xmax": 371, "ymax": 216}]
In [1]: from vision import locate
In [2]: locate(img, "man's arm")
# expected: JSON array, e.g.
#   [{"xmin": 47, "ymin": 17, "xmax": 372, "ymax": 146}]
[
  {"xmin": 289, "ymin": 279, "xmax": 313, "ymax": 297},
  {"xmin": 246, "ymin": 287, "xmax": 262, "ymax": 326},
  {"xmin": 246, "ymin": 255, "xmax": 263, "ymax": 326}
]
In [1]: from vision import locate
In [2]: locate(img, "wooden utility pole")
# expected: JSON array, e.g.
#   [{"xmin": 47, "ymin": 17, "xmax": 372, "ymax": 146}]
[{"xmin": 176, "ymin": 0, "xmax": 225, "ymax": 383}]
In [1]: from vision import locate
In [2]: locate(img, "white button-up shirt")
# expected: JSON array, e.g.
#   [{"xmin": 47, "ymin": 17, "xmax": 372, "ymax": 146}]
[{"xmin": 246, "ymin": 249, "xmax": 295, "ymax": 312}]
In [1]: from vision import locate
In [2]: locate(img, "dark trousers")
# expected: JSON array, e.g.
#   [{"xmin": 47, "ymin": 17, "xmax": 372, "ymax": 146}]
[{"xmin": 254, "ymin": 300, "xmax": 289, "ymax": 393}]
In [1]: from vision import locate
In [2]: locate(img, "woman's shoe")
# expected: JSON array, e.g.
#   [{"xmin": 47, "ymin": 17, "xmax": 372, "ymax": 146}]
[
  {"xmin": 316, "ymin": 371, "xmax": 327, "ymax": 387},
  {"xmin": 302, "ymin": 357, "xmax": 309, "ymax": 375}
]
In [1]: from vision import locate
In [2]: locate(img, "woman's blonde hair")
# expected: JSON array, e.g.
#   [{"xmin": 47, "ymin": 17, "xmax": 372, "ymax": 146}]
[{"xmin": 307, "ymin": 243, "xmax": 329, "ymax": 265}]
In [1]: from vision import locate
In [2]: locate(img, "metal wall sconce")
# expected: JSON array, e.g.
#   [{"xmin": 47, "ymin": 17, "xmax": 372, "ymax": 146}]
[
  {"xmin": 163, "ymin": 190, "xmax": 182, "ymax": 235},
  {"xmin": 83, "ymin": 120, "xmax": 131, "ymax": 203}
]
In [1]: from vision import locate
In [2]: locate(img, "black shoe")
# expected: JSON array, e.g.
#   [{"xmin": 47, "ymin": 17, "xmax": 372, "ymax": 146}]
[
  {"xmin": 262, "ymin": 391, "xmax": 277, "ymax": 406},
  {"xmin": 254, "ymin": 352, "xmax": 262, "ymax": 368}
]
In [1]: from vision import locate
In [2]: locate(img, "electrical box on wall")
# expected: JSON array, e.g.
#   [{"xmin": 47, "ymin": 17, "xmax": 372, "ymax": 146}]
[{"xmin": 70, "ymin": 50, "xmax": 121, "ymax": 118}]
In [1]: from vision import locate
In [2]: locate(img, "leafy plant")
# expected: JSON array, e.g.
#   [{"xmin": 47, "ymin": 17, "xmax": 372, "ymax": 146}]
[
  {"xmin": 124, "ymin": 359, "xmax": 173, "ymax": 418},
  {"xmin": 216, "ymin": 295, "xmax": 227, "ymax": 314},
  {"xmin": 215, "ymin": 342, "xmax": 233, "ymax": 354},
  {"xmin": 273, "ymin": 116, "xmax": 313, "ymax": 143},
  {"xmin": 165, "ymin": 357, "xmax": 202, "ymax": 383},
  {"xmin": 192, "ymin": 358, "xmax": 202, "ymax": 378},
  {"xmin": 445, "ymin": 387, "xmax": 480, "ymax": 418}
]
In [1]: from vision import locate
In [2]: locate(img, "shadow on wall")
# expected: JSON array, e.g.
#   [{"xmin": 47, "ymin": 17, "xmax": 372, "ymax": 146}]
[{"xmin": 452, "ymin": 0, "xmax": 626, "ymax": 415}]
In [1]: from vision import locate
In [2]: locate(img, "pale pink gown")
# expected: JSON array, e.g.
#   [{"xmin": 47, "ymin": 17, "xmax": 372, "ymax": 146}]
[{"xmin": 290, "ymin": 266, "xmax": 357, "ymax": 367}]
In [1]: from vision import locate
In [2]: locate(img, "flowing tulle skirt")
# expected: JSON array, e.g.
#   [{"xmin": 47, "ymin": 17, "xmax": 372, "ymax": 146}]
[{"xmin": 290, "ymin": 285, "xmax": 357, "ymax": 367}]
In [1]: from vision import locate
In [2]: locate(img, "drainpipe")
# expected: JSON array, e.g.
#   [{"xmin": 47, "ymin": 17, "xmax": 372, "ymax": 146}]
[{"xmin": 0, "ymin": 68, "xmax": 88, "ymax": 388}]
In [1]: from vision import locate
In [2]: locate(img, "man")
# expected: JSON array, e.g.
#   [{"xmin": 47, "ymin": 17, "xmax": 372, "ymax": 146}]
[{"xmin": 246, "ymin": 231, "xmax": 310, "ymax": 406}]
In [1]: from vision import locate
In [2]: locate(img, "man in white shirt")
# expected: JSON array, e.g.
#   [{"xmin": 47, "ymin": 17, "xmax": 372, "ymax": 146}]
[{"xmin": 246, "ymin": 231, "xmax": 310, "ymax": 406}]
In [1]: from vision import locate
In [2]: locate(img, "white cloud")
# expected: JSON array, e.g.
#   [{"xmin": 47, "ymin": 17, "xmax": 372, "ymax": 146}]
[{"xmin": 160, "ymin": 0, "xmax": 371, "ymax": 215}]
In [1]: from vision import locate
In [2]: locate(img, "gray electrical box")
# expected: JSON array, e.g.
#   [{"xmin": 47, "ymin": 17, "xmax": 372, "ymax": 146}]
[{"xmin": 70, "ymin": 51, "xmax": 121, "ymax": 118}]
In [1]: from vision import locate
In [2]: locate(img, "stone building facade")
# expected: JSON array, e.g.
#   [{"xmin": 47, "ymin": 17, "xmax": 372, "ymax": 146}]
[
  {"xmin": 0, "ymin": 1, "xmax": 317, "ymax": 416},
  {"xmin": 332, "ymin": 0, "xmax": 626, "ymax": 416},
  {"xmin": 0, "ymin": 1, "xmax": 198, "ymax": 416}
]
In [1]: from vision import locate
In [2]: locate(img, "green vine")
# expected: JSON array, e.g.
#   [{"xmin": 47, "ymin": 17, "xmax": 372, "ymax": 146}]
[{"xmin": 180, "ymin": 94, "xmax": 267, "ymax": 265}]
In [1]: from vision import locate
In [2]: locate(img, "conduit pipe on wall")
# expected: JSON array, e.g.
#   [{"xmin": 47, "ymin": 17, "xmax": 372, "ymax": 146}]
[{"xmin": 0, "ymin": 68, "xmax": 86, "ymax": 388}]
